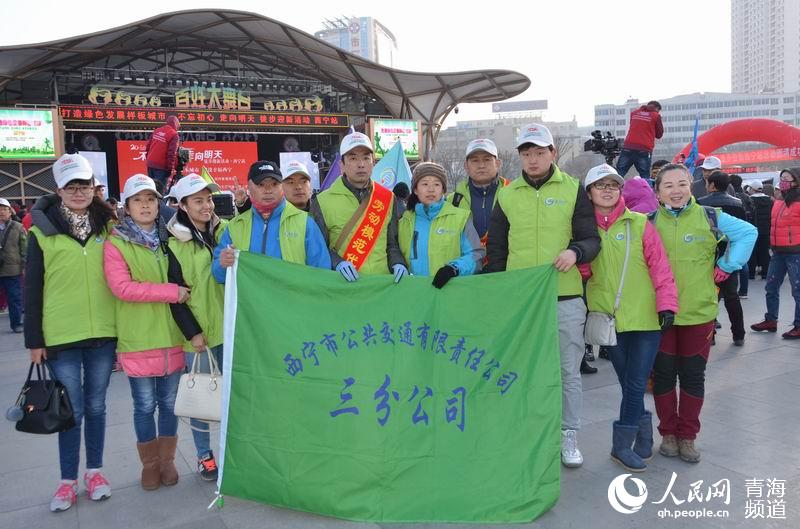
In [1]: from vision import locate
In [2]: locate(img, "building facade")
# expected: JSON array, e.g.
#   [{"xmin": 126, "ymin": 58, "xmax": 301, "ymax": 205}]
[
  {"xmin": 315, "ymin": 17, "xmax": 398, "ymax": 67},
  {"xmin": 732, "ymin": 0, "xmax": 800, "ymax": 94}
]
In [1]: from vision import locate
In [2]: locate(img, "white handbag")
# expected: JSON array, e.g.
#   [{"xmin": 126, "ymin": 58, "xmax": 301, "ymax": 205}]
[
  {"xmin": 584, "ymin": 220, "xmax": 631, "ymax": 347},
  {"xmin": 174, "ymin": 347, "xmax": 222, "ymax": 423}
]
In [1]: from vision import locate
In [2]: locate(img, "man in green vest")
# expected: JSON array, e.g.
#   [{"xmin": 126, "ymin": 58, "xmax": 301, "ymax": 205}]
[
  {"xmin": 212, "ymin": 161, "xmax": 331, "ymax": 282},
  {"xmin": 449, "ymin": 138, "xmax": 508, "ymax": 246},
  {"xmin": 486, "ymin": 123, "xmax": 601, "ymax": 468},
  {"xmin": 312, "ymin": 132, "xmax": 408, "ymax": 282}
]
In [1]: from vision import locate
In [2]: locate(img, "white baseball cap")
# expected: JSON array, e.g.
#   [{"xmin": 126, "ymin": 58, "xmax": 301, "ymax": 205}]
[
  {"xmin": 0, "ymin": 198, "xmax": 10, "ymax": 208},
  {"xmin": 52, "ymin": 153, "xmax": 94, "ymax": 189},
  {"xmin": 584, "ymin": 164, "xmax": 624, "ymax": 189},
  {"xmin": 516, "ymin": 123, "xmax": 554, "ymax": 149},
  {"xmin": 700, "ymin": 156, "xmax": 722, "ymax": 170},
  {"xmin": 122, "ymin": 174, "xmax": 162, "ymax": 202},
  {"xmin": 283, "ymin": 160, "xmax": 311, "ymax": 180},
  {"xmin": 169, "ymin": 173, "xmax": 220, "ymax": 202},
  {"xmin": 747, "ymin": 179, "xmax": 764, "ymax": 191},
  {"xmin": 465, "ymin": 138, "xmax": 498, "ymax": 158},
  {"xmin": 340, "ymin": 132, "xmax": 373, "ymax": 156}
]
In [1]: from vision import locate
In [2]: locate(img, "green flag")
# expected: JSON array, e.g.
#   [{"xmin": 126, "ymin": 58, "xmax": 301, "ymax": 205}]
[{"xmin": 218, "ymin": 252, "xmax": 562, "ymax": 523}]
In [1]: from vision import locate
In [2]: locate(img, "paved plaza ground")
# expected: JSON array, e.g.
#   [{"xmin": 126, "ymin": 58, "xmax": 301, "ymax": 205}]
[{"xmin": 1, "ymin": 278, "xmax": 798, "ymax": 529}]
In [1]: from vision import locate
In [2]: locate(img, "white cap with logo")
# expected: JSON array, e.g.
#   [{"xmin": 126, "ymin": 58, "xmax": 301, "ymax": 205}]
[
  {"xmin": 584, "ymin": 164, "xmax": 624, "ymax": 189},
  {"xmin": 465, "ymin": 138, "xmax": 498, "ymax": 158},
  {"xmin": 700, "ymin": 156, "xmax": 722, "ymax": 170},
  {"xmin": 122, "ymin": 174, "xmax": 163, "ymax": 202},
  {"xmin": 283, "ymin": 160, "xmax": 311, "ymax": 179},
  {"xmin": 169, "ymin": 173, "xmax": 220, "ymax": 202},
  {"xmin": 0, "ymin": 198, "xmax": 10, "ymax": 208},
  {"xmin": 516, "ymin": 123, "xmax": 554, "ymax": 149},
  {"xmin": 52, "ymin": 153, "xmax": 94, "ymax": 189},
  {"xmin": 747, "ymin": 179, "xmax": 764, "ymax": 191},
  {"xmin": 340, "ymin": 132, "xmax": 374, "ymax": 156}
]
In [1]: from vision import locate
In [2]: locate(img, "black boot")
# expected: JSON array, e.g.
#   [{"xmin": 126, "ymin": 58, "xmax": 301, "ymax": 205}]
[
  {"xmin": 580, "ymin": 358, "xmax": 597, "ymax": 374},
  {"xmin": 598, "ymin": 346, "xmax": 610, "ymax": 360},
  {"xmin": 584, "ymin": 343, "xmax": 595, "ymax": 362}
]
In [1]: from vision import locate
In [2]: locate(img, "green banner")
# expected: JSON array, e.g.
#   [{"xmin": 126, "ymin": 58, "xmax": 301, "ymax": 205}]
[{"xmin": 219, "ymin": 252, "xmax": 562, "ymax": 523}]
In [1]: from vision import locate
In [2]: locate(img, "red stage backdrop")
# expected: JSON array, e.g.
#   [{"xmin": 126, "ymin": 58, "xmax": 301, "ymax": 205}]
[{"xmin": 116, "ymin": 140, "xmax": 258, "ymax": 191}]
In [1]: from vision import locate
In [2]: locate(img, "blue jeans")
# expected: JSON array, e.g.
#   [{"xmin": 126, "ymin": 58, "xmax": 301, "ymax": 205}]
[
  {"xmin": 128, "ymin": 371, "xmax": 181, "ymax": 443},
  {"xmin": 607, "ymin": 330, "xmax": 661, "ymax": 426},
  {"xmin": 616, "ymin": 148, "xmax": 652, "ymax": 178},
  {"xmin": 48, "ymin": 342, "xmax": 116, "ymax": 480},
  {"xmin": 738, "ymin": 263, "xmax": 749, "ymax": 296},
  {"xmin": 765, "ymin": 252, "xmax": 800, "ymax": 327},
  {"xmin": 147, "ymin": 167, "xmax": 170, "ymax": 191},
  {"xmin": 0, "ymin": 275, "xmax": 22, "ymax": 328},
  {"xmin": 185, "ymin": 344, "xmax": 223, "ymax": 459}
]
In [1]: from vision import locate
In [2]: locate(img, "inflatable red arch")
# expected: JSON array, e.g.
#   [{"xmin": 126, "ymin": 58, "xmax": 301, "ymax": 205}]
[{"xmin": 673, "ymin": 118, "xmax": 800, "ymax": 162}]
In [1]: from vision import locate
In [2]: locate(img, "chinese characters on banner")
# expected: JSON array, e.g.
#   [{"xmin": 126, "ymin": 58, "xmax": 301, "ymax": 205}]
[
  {"xmin": 715, "ymin": 147, "xmax": 800, "ymax": 165},
  {"xmin": 59, "ymin": 105, "xmax": 349, "ymax": 129},
  {"xmin": 115, "ymin": 140, "xmax": 257, "ymax": 191}
]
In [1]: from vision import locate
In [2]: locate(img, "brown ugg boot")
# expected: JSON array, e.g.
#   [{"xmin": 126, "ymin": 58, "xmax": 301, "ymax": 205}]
[
  {"xmin": 158, "ymin": 436, "xmax": 179, "ymax": 486},
  {"xmin": 136, "ymin": 439, "xmax": 161, "ymax": 490}
]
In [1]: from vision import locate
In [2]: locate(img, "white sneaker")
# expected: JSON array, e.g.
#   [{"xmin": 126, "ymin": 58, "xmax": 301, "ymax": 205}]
[
  {"xmin": 50, "ymin": 481, "xmax": 77, "ymax": 512},
  {"xmin": 561, "ymin": 429, "xmax": 584, "ymax": 467},
  {"xmin": 84, "ymin": 471, "xmax": 112, "ymax": 501}
]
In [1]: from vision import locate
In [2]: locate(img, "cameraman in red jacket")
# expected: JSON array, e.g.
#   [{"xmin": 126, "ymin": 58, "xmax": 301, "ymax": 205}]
[
  {"xmin": 145, "ymin": 116, "xmax": 180, "ymax": 192},
  {"xmin": 617, "ymin": 101, "xmax": 664, "ymax": 179}
]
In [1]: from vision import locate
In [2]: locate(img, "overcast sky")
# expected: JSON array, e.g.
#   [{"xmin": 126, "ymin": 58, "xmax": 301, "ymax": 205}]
[{"xmin": 2, "ymin": 0, "xmax": 732, "ymax": 126}]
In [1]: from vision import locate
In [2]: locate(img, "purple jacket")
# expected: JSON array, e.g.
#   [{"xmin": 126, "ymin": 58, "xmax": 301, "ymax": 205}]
[{"xmin": 622, "ymin": 177, "xmax": 659, "ymax": 214}]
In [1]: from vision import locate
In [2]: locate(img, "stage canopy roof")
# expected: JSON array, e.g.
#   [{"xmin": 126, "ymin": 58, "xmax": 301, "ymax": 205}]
[{"xmin": 0, "ymin": 9, "xmax": 530, "ymax": 129}]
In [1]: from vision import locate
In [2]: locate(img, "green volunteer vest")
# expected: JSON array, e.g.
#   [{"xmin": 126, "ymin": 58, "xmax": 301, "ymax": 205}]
[
  {"xmin": 652, "ymin": 200, "xmax": 719, "ymax": 325},
  {"xmin": 109, "ymin": 235, "xmax": 184, "ymax": 353},
  {"xmin": 586, "ymin": 210, "xmax": 660, "ymax": 332},
  {"xmin": 317, "ymin": 177, "xmax": 395, "ymax": 275},
  {"xmin": 496, "ymin": 166, "xmax": 583, "ymax": 296},
  {"xmin": 168, "ymin": 221, "xmax": 227, "ymax": 350},
  {"xmin": 226, "ymin": 204, "xmax": 307, "ymax": 265},
  {"xmin": 398, "ymin": 202, "xmax": 470, "ymax": 273},
  {"xmin": 30, "ymin": 226, "xmax": 116, "ymax": 348}
]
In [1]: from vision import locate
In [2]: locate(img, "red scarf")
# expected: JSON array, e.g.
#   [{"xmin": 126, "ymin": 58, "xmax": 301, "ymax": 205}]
[{"xmin": 252, "ymin": 198, "xmax": 281, "ymax": 218}]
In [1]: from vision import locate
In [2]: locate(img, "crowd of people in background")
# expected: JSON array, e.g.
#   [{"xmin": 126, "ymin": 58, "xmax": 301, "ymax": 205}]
[{"xmin": 5, "ymin": 115, "xmax": 800, "ymax": 514}]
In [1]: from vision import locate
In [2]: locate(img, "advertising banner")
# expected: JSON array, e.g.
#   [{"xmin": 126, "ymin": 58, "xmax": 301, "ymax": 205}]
[{"xmin": 0, "ymin": 109, "xmax": 56, "ymax": 159}]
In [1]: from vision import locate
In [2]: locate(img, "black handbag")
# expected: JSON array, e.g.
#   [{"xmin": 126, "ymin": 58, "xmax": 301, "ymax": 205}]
[{"xmin": 14, "ymin": 361, "xmax": 75, "ymax": 434}]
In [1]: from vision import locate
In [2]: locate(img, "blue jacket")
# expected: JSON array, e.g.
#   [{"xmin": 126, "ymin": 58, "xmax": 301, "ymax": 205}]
[
  {"xmin": 407, "ymin": 199, "xmax": 484, "ymax": 277},
  {"xmin": 212, "ymin": 200, "xmax": 331, "ymax": 283}
]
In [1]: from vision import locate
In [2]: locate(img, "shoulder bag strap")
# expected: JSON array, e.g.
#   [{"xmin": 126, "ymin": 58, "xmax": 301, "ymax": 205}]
[
  {"xmin": 332, "ymin": 199, "xmax": 370, "ymax": 253},
  {"xmin": 613, "ymin": 219, "xmax": 631, "ymax": 315}
]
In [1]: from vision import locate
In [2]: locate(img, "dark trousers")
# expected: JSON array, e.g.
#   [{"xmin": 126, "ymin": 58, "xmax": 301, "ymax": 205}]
[
  {"xmin": 748, "ymin": 235, "xmax": 770, "ymax": 279},
  {"xmin": 718, "ymin": 273, "xmax": 745, "ymax": 340},
  {"xmin": 653, "ymin": 321, "xmax": 714, "ymax": 440},
  {"xmin": 0, "ymin": 275, "xmax": 22, "ymax": 329},
  {"xmin": 616, "ymin": 148, "xmax": 652, "ymax": 178}
]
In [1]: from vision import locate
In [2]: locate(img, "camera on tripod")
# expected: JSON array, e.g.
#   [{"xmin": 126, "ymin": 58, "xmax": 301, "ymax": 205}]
[{"xmin": 584, "ymin": 130, "xmax": 623, "ymax": 165}]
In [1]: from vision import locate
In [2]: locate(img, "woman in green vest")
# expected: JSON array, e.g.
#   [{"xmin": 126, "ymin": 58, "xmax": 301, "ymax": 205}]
[
  {"xmin": 399, "ymin": 162, "xmax": 484, "ymax": 287},
  {"xmin": 579, "ymin": 164, "xmax": 678, "ymax": 472},
  {"xmin": 165, "ymin": 173, "xmax": 225, "ymax": 481},
  {"xmin": 103, "ymin": 174, "xmax": 189, "ymax": 491},
  {"xmin": 25, "ymin": 154, "xmax": 118, "ymax": 512},
  {"xmin": 651, "ymin": 164, "xmax": 756, "ymax": 464}
]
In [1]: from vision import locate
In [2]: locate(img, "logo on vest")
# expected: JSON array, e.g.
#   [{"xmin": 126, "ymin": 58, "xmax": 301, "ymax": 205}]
[
  {"xmin": 435, "ymin": 227, "xmax": 457, "ymax": 235},
  {"xmin": 283, "ymin": 230, "xmax": 300, "ymax": 238},
  {"xmin": 543, "ymin": 197, "xmax": 567, "ymax": 207},
  {"xmin": 615, "ymin": 233, "xmax": 625, "ymax": 240},
  {"xmin": 683, "ymin": 233, "xmax": 708, "ymax": 243}
]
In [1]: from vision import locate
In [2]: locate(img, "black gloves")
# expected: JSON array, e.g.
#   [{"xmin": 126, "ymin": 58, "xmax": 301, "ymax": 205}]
[
  {"xmin": 432, "ymin": 264, "xmax": 458, "ymax": 289},
  {"xmin": 658, "ymin": 310, "xmax": 675, "ymax": 331}
]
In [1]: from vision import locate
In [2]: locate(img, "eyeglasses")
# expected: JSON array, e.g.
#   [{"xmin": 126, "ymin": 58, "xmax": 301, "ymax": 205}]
[
  {"xmin": 592, "ymin": 182, "xmax": 622, "ymax": 190},
  {"xmin": 62, "ymin": 185, "xmax": 94, "ymax": 195}
]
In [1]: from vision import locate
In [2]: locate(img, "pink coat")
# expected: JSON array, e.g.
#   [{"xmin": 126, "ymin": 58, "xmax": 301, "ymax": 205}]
[
  {"xmin": 579, "ymin": 197, "xmax": 679, "ymax": 314},
  {"xmin": 622, "ymin": 176, "xmax": 659, "ymax": 214},
  {"xmin": 103, "ymin": 241, "xmax": 185, "ymax": 377}
]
